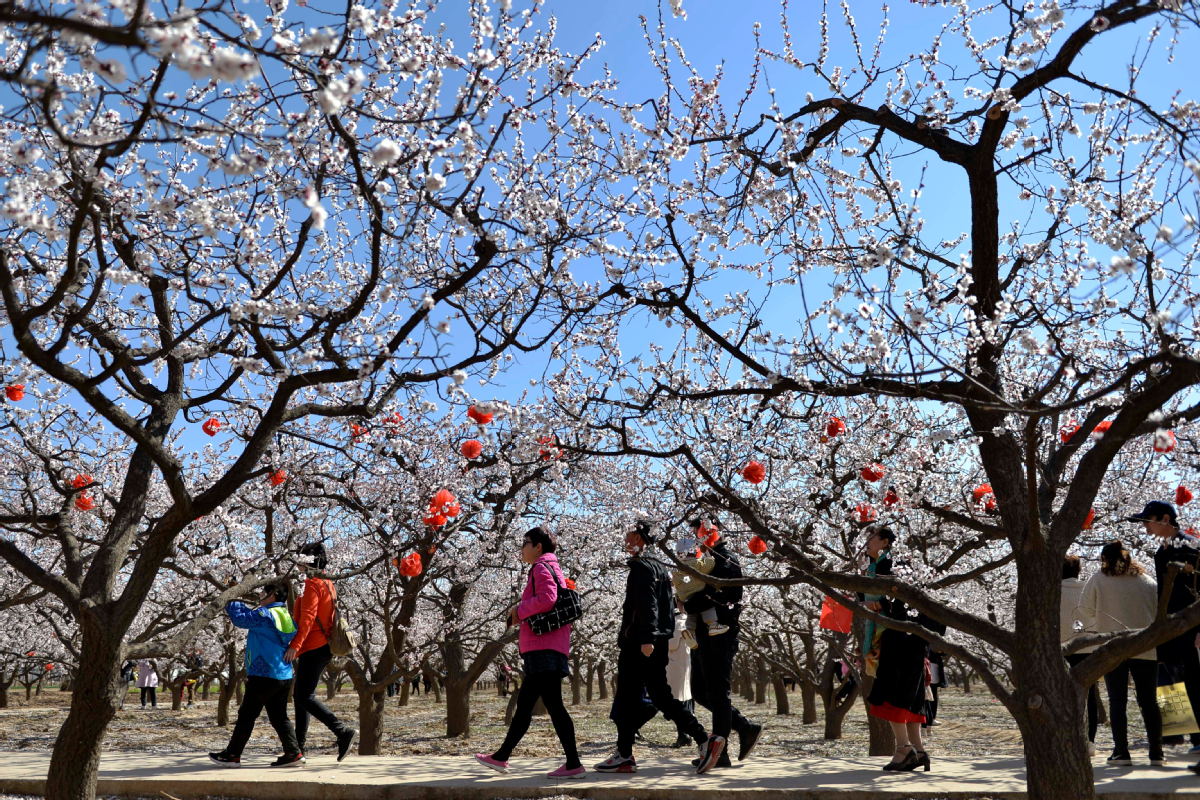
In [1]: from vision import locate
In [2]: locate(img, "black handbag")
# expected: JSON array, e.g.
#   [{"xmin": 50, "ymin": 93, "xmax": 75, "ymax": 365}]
[{"xmin": 526, "ymin": 566, "xmax": 583, "ymax": 635}]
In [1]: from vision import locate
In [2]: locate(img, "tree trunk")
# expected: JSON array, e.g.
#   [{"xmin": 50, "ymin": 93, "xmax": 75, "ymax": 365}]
[
  {"xmin": 170, "ymin": 680, "xmax": 184, "ymax": 711},
  {"xmin": 44, "ymin": 626, "xmax": 122, "ymax": 800},
  {"xmin": 216, "ymin": 677, "xmax": 237, "ymax": 727},
  {"xmin": 397, "ymin": 678, "xmax": 410, "ymax": 707},
  {"xmin": 818, "ymin": 645, "xmax": 857, "ymax": 740},
  {"xmin": 0, "ymin": 684, "xmax": 8, "ymax": 709},
  {"xmin": 356, "ymin": 688, "xmax": 387, "ymax": 755},
  {"xmin": 585, "ymin": 660, "xmax": 595, "ymax": 703},
  {"xmin": 597, "ymin": 660, "xmax": 608, "ymax": 700},
  {"xmin": 201, "ymin": 679, "xmax": 212, "ymax": 700},
  {"xmin": 570, "ymin": 654, "xmax": 582, "ymax": 705},
  {"xmin": 800, "ymin": 681, "xmax": 817, "ymax": 722},
  {"xmin": 445, "ymin": 679, "xmax": 470, "ymax": 737},
  {"xmin": 504, "ymin": 685, "xmax": 520, "ymax": 724},
  {"xmin": 773, "ymin": 674, "xmax": 791, "ymax": 715},
  {"xmin": 234, "ymin": 678, "xmax": 244, "ymax": 704},
  {"xmin": 859, "ymin": 675, "xmax": 894, "ymax": 756}
]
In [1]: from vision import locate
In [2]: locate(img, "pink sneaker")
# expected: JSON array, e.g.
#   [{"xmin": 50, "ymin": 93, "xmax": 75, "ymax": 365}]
[
  {"xmin": 546, "ymin": 764, "xmax": 586, "ymax": 779},
  {"xmin": 474, "ymin": 753, "xmax": 509, "ymax": 773}
]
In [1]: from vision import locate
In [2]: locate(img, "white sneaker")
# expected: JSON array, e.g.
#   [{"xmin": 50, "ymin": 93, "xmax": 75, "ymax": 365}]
[{"xmin": 707, "ymin": 623, "xmax": 730, "ymax": 636}]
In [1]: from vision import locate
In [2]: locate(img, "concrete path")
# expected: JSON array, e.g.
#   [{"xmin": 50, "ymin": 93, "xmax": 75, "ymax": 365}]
[{"xmin": 1, "ymin": 750, "xmax": 1200, "ymax": 799}]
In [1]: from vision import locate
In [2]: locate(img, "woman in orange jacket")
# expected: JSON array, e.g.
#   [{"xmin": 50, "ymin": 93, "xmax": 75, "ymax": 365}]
[{"xmin": 285, "ymin": 542, "xmax": 356, "ymax": 761}]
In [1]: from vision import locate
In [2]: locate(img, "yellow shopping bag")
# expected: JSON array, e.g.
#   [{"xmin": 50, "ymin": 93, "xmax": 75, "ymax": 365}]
[{"xmin": 1157, "ymin": 680, "xmax": 1199, "ymax": 737}]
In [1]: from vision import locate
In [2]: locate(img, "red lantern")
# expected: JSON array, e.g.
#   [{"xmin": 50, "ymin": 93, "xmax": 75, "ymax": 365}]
[
  {"xmin": 349, "ymin": 423, "xmax": 368, "ymax": 439},
  {"xmin": 985, "ymin": 497, "xmax": 997, "ymax": 514},
  {"xmin": 71, "ymin": 474, "xmax": 93, "ymax": 489},
  {"xmin": 4, "ymin": 384, "xmax": 24, "ymax": 402},
  {"xmin": 44, "ymin": 663, "xmax": 54, "ymax": 671},
  {"xmin": 855, "ymin": 502, "xmax": 877, "ymax": 523},
  {"xmin": 1153, "ymin": 430, "xmax": 1177, "ymax": 454},
  {"xmin": 819, "ymin": 595, "xmax": 853, "ymax": 633},
  {"xmin": 860, "ymin": 463, "xmax": 885, "ymax": 483},
  {"xmin": 201, "ymin": 418, "xmax": 221, "ymax": 436},
  {"xmin": 747, "ymin": 535, "xmax": 768, "ymax": 554},
  {"xmin": 742, "ymin": 460, "xmax": 766, "ymax": 484},
  {"xmin": 1090, "ymin": 420, "xmax": 1112, "ymax": 439},
  {"xmin": 1177, "ymin": 485, "xmax": 1194, "ymax": 506},
  {"xmin": 564, "ymin": 578, "xmax": 577, "ymax": 590},
  {"xmin": 1059, "ymin": 420, "xmax": 1080, "ymax": 444},
  {"xmin": 398, "ymin": 552, "xmax": 423, "ymax": 577},
  {"xmin": 386, "ymin": 412, "xmax": 405, "ymax": 426},
  {"xmin": 74, "ymin": 494, "xmax": 95, "ymax": 511},
  {"xmin": 467, "ymin": 405, "xmax": 494, "ymax": 425},
  {"xmin": 429, "ymin": 488, "xmax": 461, "ymax": 518},
  {"xmin": 269, "ymin": 470, "xmax": 287, "ymax": 486},
  {"xmin": 538, "ymin": 435, "xmax": 561, "ymax": 461},
  {"xmin": 460, "ymin": 439, "xmax": 483, "ymax": 459},
  {"xmin": 1082, "ymin": 508, "xmax": 1095, "ymax": 530},
  {"xmin": 25, "ymin": 650, "xmax": 35, "ymax": 657},
  {"xmin": 825, "ymin": 417, "xmax": 847, "ymax": 438},
  {"xmin": 882, "ymin": 488, "xmax": 901, "ymax": 507},
  {"xmin": 972, "ymin": 483, "xmax": 993, "ymax": 503},
  {"xmin": 423, "ymin": 513, "xmax": 447, "ymax": 528}
]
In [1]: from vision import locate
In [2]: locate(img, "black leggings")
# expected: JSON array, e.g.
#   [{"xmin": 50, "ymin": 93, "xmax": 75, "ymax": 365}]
[
  {"xmin": 492, "ymin": 671, "xmax": 580, "ymax": 768},
  {"xmin": 139, "ymin": 687, "xmax": 157, "ymax": 707},
  {"xmin": 293, "ymin": 645, "xmax": 347, "ymax": 749},
  {"xmin": 1105, "ymin": 658, "xmax": 1162, "ymax": 756}
]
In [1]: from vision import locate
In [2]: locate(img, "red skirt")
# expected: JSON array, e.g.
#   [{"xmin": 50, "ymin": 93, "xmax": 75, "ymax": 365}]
[{"xmin": 869, "ymin": 701, "xmax": 926, "ymax": 724}]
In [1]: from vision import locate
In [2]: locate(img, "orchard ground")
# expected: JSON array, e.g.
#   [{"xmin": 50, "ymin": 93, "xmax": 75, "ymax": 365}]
[{"xmin": 0, "ymin": 682, "xmax": 1195, "ymax": 799}]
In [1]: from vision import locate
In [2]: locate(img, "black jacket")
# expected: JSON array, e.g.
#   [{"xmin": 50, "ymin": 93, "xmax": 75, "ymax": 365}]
[
  {"xmin": 619, "ymin": 556, "xmax": 675, "ymax": 646},
  {"xmin": 1154, "ymin": 531, "xmax": 1200, "ymax": 661},
  {"xmin": 683, "ymin": 541, "xmax": 744, "ymax": 628}
]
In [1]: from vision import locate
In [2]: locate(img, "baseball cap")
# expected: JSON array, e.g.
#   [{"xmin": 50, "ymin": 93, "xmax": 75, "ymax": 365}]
[{"xmin": 1126, "ymin": 500, "xmax": 1178, "ymax": 526}]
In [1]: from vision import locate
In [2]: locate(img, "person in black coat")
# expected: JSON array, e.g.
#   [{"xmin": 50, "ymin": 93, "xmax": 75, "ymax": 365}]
[
  {"xmin": 861, "ymin": 525, "xmax": 934, "ymax": 772},
  {"xmin": 1127, "ymin": 500, "xmax": 1200, "ymax": 766},
  {"xmin": 685, "ymin": 520, "xmax": 762, "ymax": 768},
  {"xmin": 595, "ymin": 521, "xmax": 721, "ymax": 775}
]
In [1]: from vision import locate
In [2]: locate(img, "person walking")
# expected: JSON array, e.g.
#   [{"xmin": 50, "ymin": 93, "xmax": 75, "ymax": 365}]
[
  {"xmin": 209, "ymin": 583, "xmax": 304, "ymax": 768},
  {"xmin": 474, "ymin": 526, "xmax": 584, "ymax": 779},
  {"xmin": 861, "ymin": 525, "xmax": 934, "ymax": 772},
  {"xmin": 685, "ymin": 519, "xmax": 762, "ymax": 769},
  {"xmin": 596, "ymin": 520, "xmax": 720, "ymax": 774},
  {"xmin": 1078, "ymin": 540, "xmax": 1163, "ymax": 766},
  {"xmin": 1060, "ymin": 554, "xmax": 1099, "ymax": 757},
  {"xmin": 1128, "ymin": 500, "xmax": 1200, "ymax": 767},
  {"xmin": 136, "ymin": 659, "xmax": 158, "ymax": 708},
  {"xmin": 283, "ymin": 542, "xmax": 357, "ymax": 762}
]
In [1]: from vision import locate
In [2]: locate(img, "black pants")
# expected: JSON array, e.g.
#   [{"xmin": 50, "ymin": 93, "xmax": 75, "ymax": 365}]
[
  {"xmin": 614, "ymin": 640, "xmax": 706, "ymax": 758},
  {"xmin": 139, "ymin": 687, "xmax": 156, "ymax": 707},
  {"xmin": 492, "ymin": 669, "xmax": 580, "ymax": 767},
  {"xmin": 690, "ymin": 629, "xmax": 751, "ymax": 740},
  {"xmin": 293, "ymin": 645, "xmax": 347, "ymax": 749},
  {"xmin": 1064, "ymin": 653, "xmax": 1100, "ymax": 742},
  {"xmin": 226, "ymin": 676, "xmax": 300, "ymax": 757},
  {"xmin": 1105, "ymin": 659, "xmax": 1162, "ymax": 756}
]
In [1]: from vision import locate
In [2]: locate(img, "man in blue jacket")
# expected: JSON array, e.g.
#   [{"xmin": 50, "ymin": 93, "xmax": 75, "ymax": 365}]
[{"xmin": 209, "ymin": 583, "xmax": 304, "ymax": 767}]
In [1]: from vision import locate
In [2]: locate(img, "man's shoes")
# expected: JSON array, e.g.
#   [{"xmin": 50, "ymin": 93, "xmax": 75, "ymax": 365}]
[
  {"xmin": 738, "ymin": 722, "xmax": 763, "ymax": 761},
  {"xmin": 1107, "ymin": 751, "xmax": 1132, "ymax": 766},
  {"xmin": 593, "ymin": 753, "xmax": 637, "ymax": 773},
  {"xmin": 1149, "ymin": 751, "xmax": 1166, "ymax": 766},
  {"xmin": 208, "ymin": 751, "xmax": 240, "ymax": 767},
  {"xmin": 696, "ymin": 735, "xmax": 727, "ymax": 774},
  {"xmin": 474, "ymin": 753, "xmax": 509, "ymax": 773},
  {"xmin": 270, "ymin": 753, "xmax": 306, "ymax": 767},
  {"xmin": 672, "ymin": 732, "xmax": 693, "ymax": 748},
  {"xmin": 336, "ymin": 728, "xmax": 357, "ymax": 762},
  {"xmin": 707, "ymin": 623, "xmax": 730, "ymax": 636},
  {"xmin": 691, "ymin": 750, "xmax": 733, "ymax": 769}
]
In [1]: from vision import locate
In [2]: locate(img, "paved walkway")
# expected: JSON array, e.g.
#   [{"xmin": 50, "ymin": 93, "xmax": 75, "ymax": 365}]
[{"xmin": 1, "ymin": 750, "xmax": 1199, "ymax": 799}]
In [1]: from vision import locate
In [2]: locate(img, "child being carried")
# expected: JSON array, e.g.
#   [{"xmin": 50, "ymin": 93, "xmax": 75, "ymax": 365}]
[{"xmin": 671, "ymin": 530, "xmax": 730, "ymax": 649}]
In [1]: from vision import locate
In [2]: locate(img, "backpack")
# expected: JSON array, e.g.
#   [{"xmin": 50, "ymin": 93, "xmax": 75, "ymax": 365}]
[{"xmin": 313, "ymin": 581, "xmax": 358, "ymax": 658}]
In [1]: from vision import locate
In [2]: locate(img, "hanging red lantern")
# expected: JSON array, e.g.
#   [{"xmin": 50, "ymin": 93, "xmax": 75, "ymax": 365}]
[
  {"xmin": 429, "ymin": 488, "xmax": 461, "ymax": 518},
  {"xmin": 972, "ymin": 483, "xmax": 993, "ymax": 503},
  {"xmin": 1059, "ymin": 420, "xmax": 1080, "ymax": 444},
  {"xmin": 4, "ymin": 384, "xmax": 24, "ymax": 402},
  {"xmin": 697, "ymin": 520, "xmax": 720, "ymax": 548},
  {"xmin": 1153, "ymin": 430, "xmax": 1177, "ymax": 453},
  {"xmin": 1090, "ymin": 420, "xmax": 1112, "ymax": 439},
  {"xmin": 44, "ymin": 663, "xmax": 54, "ymax": 671},
  {"xmin": 269, "ymin": 470, "xmax": 287, "ymax": 486},
  {"xmin": 565, "ymin": 577, "xmax": 577, "ymax": 591},
  {"xmin": 855, "ymin": 502, "xmax": 877, "ymax": 523},
  {"xmin": 985, "ymin": 497, "xmax": 997, "ymax": 514},
  {"xmin": 467, "ymin": 405, "xmax": 494, "ymax": 424},
  {"xmin": 461, "ymin": 439, "xmax": 483, "ymax": 459},
  {"xmin": 882, "ymin": 488, "xmax": 901, "ymax": 507},
  {"xmin": 1177, "ymin": 485, "xmax": 1194, "ymax": 506},
  {"xmin": 742, "ymin": 460, "xmax": 766, "ymax": 484},
  {"xmin": 201, "ymin": 418, "xmax": 222, "ymax": 436},
  {"xmin": 538, "ymin": 435, "xmax": 562, "ymax": 460},
  {"xmin": 1082, "ymin": 508, "xmax": 1096, "ymax": 530},
  {"xmin": 825, "ymin": 417, "xmax": 847, "ymax": 438},
  {"xmin": 423, "ymin": 513, "xmax": 448, "ymax": 528},
  {"xmin": 397, "ymin": 552, "xmax": 423, "ymax": 577},
  {"xmin": 74, "ymin": 494, "xmax": 95, "ymax": 511},
  {"xmin": 386, "ymin": 412, "xmax": 405, "ymax": 426},
  {"xmin": 860, "ymin": 463, "xmax": 885, "ymax": 483},
  {"xmin": 747, "ymin": 535, "xmax": 768, "ymax": 554},
  {"xmin": 818, "ymin": 595, "xmax": 853, "ymax": 633},
  {"xmin": 349, "ymin": 423, "xmax": 368, "ymax": 439},
  {"xmin": 71, "ymin": 474, "xmax": 93, "ymax": 489}
]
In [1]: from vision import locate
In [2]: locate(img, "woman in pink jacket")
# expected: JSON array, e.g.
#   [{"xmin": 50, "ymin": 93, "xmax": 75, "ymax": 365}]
[{"xmin": 475, "ymin": 527, "xmax": 583, "ymax": 779}]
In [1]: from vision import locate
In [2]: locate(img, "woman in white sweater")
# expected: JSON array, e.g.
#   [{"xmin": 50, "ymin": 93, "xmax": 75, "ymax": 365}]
[{"xmin": 1078, "ymin": 541, "xmax": 1162, "ymax": 767}]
